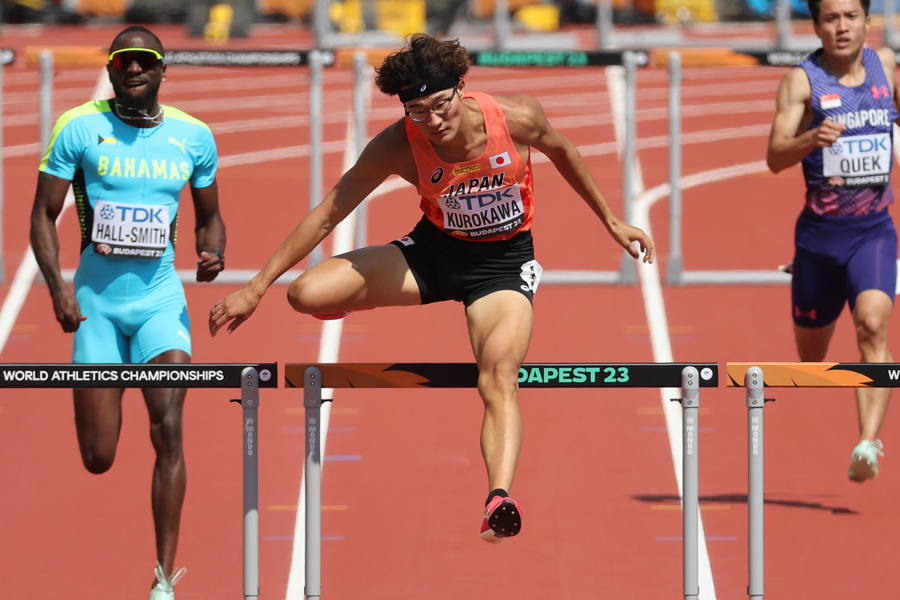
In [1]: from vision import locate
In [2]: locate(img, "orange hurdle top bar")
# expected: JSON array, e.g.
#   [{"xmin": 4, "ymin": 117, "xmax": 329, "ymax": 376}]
[
  {"xmin": 285, "ymin": 363, "xmax": 718, "ymax": 389},
  {"xmin": 727, "ymin": 362, "xmax": 900, "ymax": 387}
]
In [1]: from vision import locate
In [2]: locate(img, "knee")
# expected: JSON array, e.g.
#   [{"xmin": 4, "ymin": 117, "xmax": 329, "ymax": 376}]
[
  {"xmin": 287, "ymin": 274, "xmax": 320, "ymax": 314},
  {"xmin": 478, "ymin": 358, "xmax": 521, "ymax": 403},
  {"xmin": 152, "ymin": 414, "xmax": 184, "ymax": 456},
  {"xmin": 856, "ymin": 312, "xmax": 889, "ymax": 347}
]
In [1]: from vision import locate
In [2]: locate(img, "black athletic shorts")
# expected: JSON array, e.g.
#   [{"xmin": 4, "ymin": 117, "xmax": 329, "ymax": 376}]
[{"xmin": 390, "ymin": 217, "xmax": 543, "ymax": 308}]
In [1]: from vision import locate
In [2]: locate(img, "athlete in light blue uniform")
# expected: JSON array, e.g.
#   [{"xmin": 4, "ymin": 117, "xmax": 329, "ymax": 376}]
[
  {"xmin": 42, "ymin": 98, "xmax": 217, "ymax": 363},
  {"xmin": 30, "ymin": 27, "xmax": 225, "ymax": 599},
  {"xmin": 767, "ymin": 0, "xmax": 898, "ymax": 483}
]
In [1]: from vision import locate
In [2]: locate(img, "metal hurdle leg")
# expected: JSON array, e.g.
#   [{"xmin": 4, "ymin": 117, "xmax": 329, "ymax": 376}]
[
  {"xmin": 304, "ymin": 367, "xmax": 323, "ymax": 600},
  {"xmin": 352, "ymin": 51, "xmax": 370, "ymax": 251},
  {"xmin": 619, "ymin": 50, "xmax": 637, "ymax": 285},
  {"xmin": 745, "ymin": 367, "xmax": 765, "ymax": 600},
  {"xmin": 0, "ymin": 56, "xmax": 5, "ymax": 284},
  {"xmin": 666, "ymin": 53, "xmax": 683, "ymax": 286},
  {"xmin": 308, "ymin": 50, "xmax": 325, "ymax": 268},
  {"xmin": 39, "ymin": 51, "xmax": 54, "ymax": 160},
  {"xmin": 241, "ymin": 367, "xmax": 261, "ymax": 600},
  {"xmin": 680, "ymin": 366, "xmax": 699, "ymax": 600}
]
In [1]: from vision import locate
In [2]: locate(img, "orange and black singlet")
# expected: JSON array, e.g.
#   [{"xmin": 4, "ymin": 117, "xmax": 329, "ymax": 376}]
[{"xmin": 405, "ymin": 91, "xmax": 536, "ymax": 241}]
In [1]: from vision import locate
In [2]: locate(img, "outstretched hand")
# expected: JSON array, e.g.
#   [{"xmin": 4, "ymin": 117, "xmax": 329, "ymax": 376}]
[
  {"xmin": 209, "ymin": 287, "xmax": 261, "ymax": 336},
  {"xmin": 609, "ymin": 221, "xmax": 655, "ymax": 263}
]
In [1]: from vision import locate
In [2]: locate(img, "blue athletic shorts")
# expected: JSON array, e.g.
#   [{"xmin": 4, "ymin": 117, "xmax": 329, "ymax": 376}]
[
  {"xmin": 72, "ymin": 271, "xmax": 191, "ymax": 364},
  {"xmin": 792, "ymin": 209, "xmax": 897, "ymax": 328}
]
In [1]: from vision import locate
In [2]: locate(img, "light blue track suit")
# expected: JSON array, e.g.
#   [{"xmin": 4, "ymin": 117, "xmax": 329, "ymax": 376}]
[{"xmin": 40, "ymin": 100, "xmax": 217, "ymax": 364}]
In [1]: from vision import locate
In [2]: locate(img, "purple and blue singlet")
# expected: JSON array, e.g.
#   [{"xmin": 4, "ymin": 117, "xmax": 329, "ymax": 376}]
[{"xmin": 791, "ymin": 48, "xmax": 898, "ymax": 327}]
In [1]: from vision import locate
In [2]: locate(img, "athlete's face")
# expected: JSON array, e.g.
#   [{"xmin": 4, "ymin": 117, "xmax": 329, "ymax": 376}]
[
  {"xmin": 404, "ymin": 84, "xmax": 464, "ymax": 144},
  {"xmin": 814, "ymin": 0, "xmax": 870, "ymax": 57},
  {"xmin": 107, "ymin": 32, "xmax": 166, "ymax": 110}
]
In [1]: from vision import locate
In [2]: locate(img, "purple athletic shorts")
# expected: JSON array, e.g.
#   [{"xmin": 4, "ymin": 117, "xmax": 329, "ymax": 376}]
[{"xmin": 792, "ymin": 208, "xmax": 897, "ymax": 328}]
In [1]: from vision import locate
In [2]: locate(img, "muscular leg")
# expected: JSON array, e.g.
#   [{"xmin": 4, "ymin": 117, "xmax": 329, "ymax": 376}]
[
  {"xmin": 465, "ymin": 291, "xmax": 533, "ymax": 493},
  {"xmin": 288, "ymin": 245, "xmax": 421, "ymax": 314},
  {"xmin": 852, "ymin": 289, "xmax": 893, "ymax": 442},
  {"xmin": 73, "ymin": 387, "xmax": 126, "ymax": 473},
  {"xmin": 143, "ymin": 349, "xmax": 189, "ymax": 582},
  {"xmin": 794, "ymin": 321, "xmax": 836, "ymax": 363}
]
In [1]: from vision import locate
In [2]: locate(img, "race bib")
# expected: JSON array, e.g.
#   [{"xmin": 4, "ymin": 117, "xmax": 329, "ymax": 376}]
[
  {"xmin": 442, "ymin": 183, "xmax": 525, "ymax": 239},
  {"xmin": 823, "ymin": 133, "xmax": 891, "ymax": 187},
  {"xmin": 92, "ymin": 200, "xmax": 170, "ymax": 259}
]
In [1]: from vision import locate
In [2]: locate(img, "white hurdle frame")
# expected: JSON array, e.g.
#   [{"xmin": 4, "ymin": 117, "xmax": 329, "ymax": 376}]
[
  {"xmin": 297, "ymin": 362, "xmax": 715, "ymax": 600},
  {"xmin": 664, "ymin": 53, "xmax": 792, "ymax": 286},
  {"xmin": 0, "ymin": 363, "xmax": 270, "ymax": 600}
]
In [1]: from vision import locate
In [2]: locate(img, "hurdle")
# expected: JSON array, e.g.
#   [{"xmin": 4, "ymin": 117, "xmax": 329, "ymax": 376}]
[
  {"xmin": 286, "ymin": 361, "xmax": 718, "ymax": 600},
  {"xmin": 727, "ymin": 362, "xmax": 900, "ymax": 600},
  {"xmin": 0, "ymin": 362, "xmax": 277, "ymax": 600}
]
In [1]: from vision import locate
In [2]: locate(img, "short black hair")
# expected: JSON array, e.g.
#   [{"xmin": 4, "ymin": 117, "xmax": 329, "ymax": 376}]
[
  {"xmin": 109, "ymin": 25, "xmax": 164, "ymax": 54},
  {"xmin": 808, "ymin": 0, "xmax": 870, "ymax": 23},
  {"xmin": 375, "ymin": 34, "xmax": 470, "ymax": 97}
]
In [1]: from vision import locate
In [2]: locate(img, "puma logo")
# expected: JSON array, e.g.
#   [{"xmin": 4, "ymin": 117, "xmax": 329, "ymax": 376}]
[{"xmin": 168, "ymin": 137, "xmax": 187, "ymax": 154}]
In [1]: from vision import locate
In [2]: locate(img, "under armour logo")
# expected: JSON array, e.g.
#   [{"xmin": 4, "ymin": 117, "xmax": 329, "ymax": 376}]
[
  {"xmin": 794, "ymin": 306, "xmax": 817, "ymax": 321},
  {"xmin": 872, "ymin": 85, "xmax": 890, "ymax": 99}
]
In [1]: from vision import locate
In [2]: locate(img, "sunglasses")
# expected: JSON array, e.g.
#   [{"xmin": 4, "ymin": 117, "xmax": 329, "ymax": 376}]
[{"xmin": 108, "ymin": 48, "xmax": 164, "ymax": 71}]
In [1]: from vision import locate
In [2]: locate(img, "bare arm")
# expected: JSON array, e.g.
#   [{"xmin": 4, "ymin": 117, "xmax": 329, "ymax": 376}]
[
  {"xmin": 499, "ymin": 93, "xmax": 654, "ymax": 263},
  {"xmin": 767, "ymin": 67, "xmax": 845, "ymax": 173},
  {"xmin": 29, "ymin": 171, "xmax": 86, "ymax": 332},
  {"xmin": 876, "ymin": 46, "xmax": 900, "ymax": 119},
  {"xmin": 209, "ymin": 124, "xmax": 408, "ymax": 335},
  {"xmin": 191, "ymin": 179, "xmax": 226, "ymax": 282}
]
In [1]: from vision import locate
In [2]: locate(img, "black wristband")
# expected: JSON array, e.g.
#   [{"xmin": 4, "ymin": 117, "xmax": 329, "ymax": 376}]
[{"xmin": 202, "ymin": 250, "xmax": 225, "ymax": 270}]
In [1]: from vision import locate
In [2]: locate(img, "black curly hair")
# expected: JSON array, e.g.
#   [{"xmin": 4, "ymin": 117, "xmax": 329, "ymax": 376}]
[{"xmin": 375, "ymin": 34, "xmax": 471, "ymax": 97}]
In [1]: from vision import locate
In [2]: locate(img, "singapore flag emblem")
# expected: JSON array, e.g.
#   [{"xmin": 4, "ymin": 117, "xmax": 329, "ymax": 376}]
[{"xmin": 820, "ymin": 93, "xmax": 842, "ymax": 110}]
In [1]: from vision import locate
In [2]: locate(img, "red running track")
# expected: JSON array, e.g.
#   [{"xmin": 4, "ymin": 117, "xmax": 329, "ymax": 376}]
[{"xmin": 0, "ymin": 23, "xmax": 897, "ymax": 600}]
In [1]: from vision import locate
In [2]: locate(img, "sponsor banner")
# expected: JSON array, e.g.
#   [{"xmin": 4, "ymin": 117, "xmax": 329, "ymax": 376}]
[
  {"xmin": 469, "ymin": 50, "xmax": 649, "ymax": 68},
  {"xmin": 164, "ymin": 50, "xmax": 334, "ymax": 67},
  {"xmin": 93, "ymin": 200, "xmax": 170, "ymax": 259},
  {"xmin": 823, "ymin": 133, "xmax": 891, "ymax": 184},
  {"xmin": 0, "ymin": 363, "xmax": 278, "ymax": 388},
  {"xmin": 727, "ymin": 362, "xmax": 900, "ymax": 387},
  {"xmin": 285, "ymin": 363, "xmax": 718, "ymax": 388}
]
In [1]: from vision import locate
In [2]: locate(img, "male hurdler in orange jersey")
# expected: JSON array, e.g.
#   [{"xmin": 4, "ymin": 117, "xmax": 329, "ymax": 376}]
[{"xmin": 209, "ymin": 34, "xmax": 654, "ymax": 543}]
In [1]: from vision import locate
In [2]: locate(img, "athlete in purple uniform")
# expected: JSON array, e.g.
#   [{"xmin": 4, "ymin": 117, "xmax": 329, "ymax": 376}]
[{"xmin": 767, "ymin": 0, "xmax": 898, "ymax": 482}]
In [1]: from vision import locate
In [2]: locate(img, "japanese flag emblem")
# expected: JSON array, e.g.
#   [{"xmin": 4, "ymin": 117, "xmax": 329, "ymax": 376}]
[{"xmin": 489, "ymin": 152, "xmax": 511, "ymax": 169}]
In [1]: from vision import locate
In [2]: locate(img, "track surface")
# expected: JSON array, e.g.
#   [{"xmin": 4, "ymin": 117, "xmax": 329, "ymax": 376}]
[{"xmin": 0, "ymin": 23, "xmax": 897, "ymax": 600}]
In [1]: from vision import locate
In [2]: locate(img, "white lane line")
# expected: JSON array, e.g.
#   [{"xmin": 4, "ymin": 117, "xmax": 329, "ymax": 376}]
[
  {"xmin": 0, "ymin": 69, "xmax": 112, "ymax": 356},
  {"xmin": 606, "ymin": 65, "xmax": 718, "ymax": 600},
  {"xmin": 285, "ymin": 75, "xmax": 370, "ymax": 600}
]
